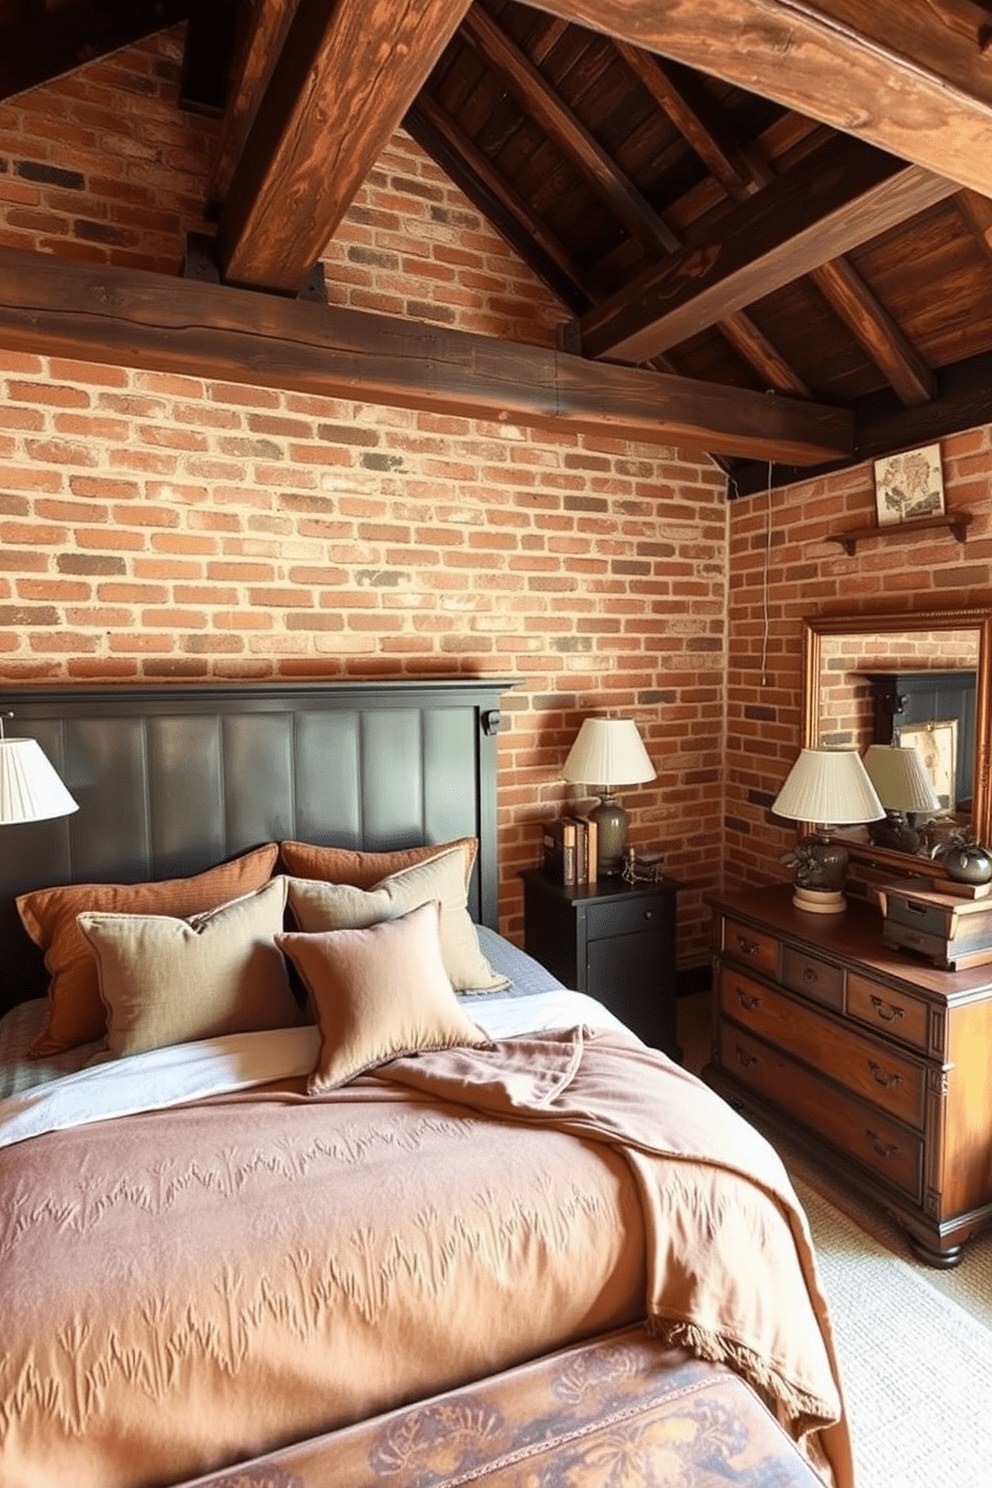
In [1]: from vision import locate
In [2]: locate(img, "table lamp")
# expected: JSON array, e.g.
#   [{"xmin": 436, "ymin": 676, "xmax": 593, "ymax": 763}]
[
  {"xmin": 562, "ymin": 717, "xmax": 655, "ymax": 876},
  {"xmin": 0, "ymin": 728, "xmax": 78, "ymax": 823},
  {"xmin": 863, "ymin": 743, "xmax": 941, "ymax": 853},
  {"xmin": 772, "ymin": 747, "xmax": 883, "ymax": 913}
]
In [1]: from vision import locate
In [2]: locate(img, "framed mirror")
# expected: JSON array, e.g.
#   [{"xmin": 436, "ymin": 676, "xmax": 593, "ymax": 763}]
[{"xmin": 801, "ymin": 608, "xmax": 992, "ymax": 875}]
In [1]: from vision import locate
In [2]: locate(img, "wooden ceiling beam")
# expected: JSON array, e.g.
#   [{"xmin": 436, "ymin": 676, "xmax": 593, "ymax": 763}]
[
  {"xmin": 808, "ymin": 259, "xmax": 937, "ymax": 405},
  {"xmin": 215, "ymin": 0, "xmax": 472, "ymax": 293},
  {"xmin": 206, "ymin": 0, "xmax": 300, "ymax": 214},
  {"xmin": 0, "ymin": 248, "xmax": 852, "ymax": 464},
  {"xmin": 459, "ymin": 6, "xmax": 681, "ymax": 256},
  {"xmin": 536, "ymin": 0, "xmax": 992, "ymax": 199},
  {"xmin": 580, "ymin": 135, "xmax": 960, "ymax": 363}
]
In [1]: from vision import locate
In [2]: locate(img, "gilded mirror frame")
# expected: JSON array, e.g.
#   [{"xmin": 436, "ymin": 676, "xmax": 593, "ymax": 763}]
[{"xmin": 801, "ymin": 608, "xmax": 992, "ymax": 875}]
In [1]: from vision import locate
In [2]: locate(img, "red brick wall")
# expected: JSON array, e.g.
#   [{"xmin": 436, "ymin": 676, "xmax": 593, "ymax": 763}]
[
  {"xmin": 0, "ymin": 28, "xmax": 728, "ymax": 964},
  {"xmin": 724, "ymin": 426, "xmax": 992, "ymax": 891}
]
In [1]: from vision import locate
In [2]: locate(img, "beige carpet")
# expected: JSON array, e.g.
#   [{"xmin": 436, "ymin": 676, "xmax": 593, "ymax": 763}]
[{"xmin": 792, "ymin": 1172, "xmax": 992, "ymax": 1488}]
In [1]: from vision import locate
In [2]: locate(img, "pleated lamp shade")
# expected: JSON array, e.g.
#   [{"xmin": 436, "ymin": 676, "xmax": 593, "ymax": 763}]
[
  {"xmin": 863, "ymin": 744, "xmax": 941, "ymax": 812},
  {"xmin": 562, "ymin": 718, "xmax": 656, "ymax": 788},
  {"xmin": 0, "ymin": 737, "xmax": 79, "ymax": 823},
  {"xmin": 773, "ymin": 748, "xmax": 884, "ymax": 828}
]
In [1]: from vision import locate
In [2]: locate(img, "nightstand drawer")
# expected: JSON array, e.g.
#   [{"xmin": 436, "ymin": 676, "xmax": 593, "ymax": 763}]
[
  {"xmin": 718, "ymin": 973, "xmax": 926, "ymax": 1128},
  {"xmin": 847, "ymin": 974, "xmax": 930, "ymax": 1052},
  {"xmin": 718, "ymin": 1023, "xmax": 924, "ymax": 1201},
  {"xmin": 721, "ymin": 917, "xmax": 779, "ymax": 976},
  {"xmin": 585, "ymin": 894, "xmax": 666, "ymax": 941}
]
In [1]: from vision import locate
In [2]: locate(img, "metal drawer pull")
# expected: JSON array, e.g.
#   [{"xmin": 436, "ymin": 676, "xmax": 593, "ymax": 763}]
[
  {"xmin": 868, "ymin": 1061, "xmax": 903, "ymax": 1090},
  {"xmin": 735, "ymin": 935, "xmax": 761, "ymax": 956},
  {"xmin": 734, "ymin": 1046, "xmax": 758, "ymax": 1069},
  {"xmin": 803, "ymin": 967, "xmax": 818, "ymax": 983},
  {"xmin": 865, "ymin": 1129, "xmax": 900, "ymax": 1160},
  {"xmin": 643, "ymin": 909, "xmax": 654, "ymax": 921},
  {"xmin": 735, "ymin": 987, "xmax": 761, "ymax": 1011},
  {"xmin": 869, "ymin": 994, "xmax": 905, "ymax": 1024}
]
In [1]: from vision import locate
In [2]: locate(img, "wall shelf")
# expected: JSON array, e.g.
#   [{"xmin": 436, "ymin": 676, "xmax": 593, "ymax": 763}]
[{"xmin": 828, "ymin": 511, "xmax": 972, "ymax": 556}]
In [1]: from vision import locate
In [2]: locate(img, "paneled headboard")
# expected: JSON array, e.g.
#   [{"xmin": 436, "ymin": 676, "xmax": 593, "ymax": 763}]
[{"xmin": 0, "ymin": 677, "xmax": 513, "ymax": 1015}]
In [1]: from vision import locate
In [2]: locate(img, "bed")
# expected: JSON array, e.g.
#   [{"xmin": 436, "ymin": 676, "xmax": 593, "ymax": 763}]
[{"xmin": 0, "ymin": 679, "xmax": 854, "ymax": 1488}]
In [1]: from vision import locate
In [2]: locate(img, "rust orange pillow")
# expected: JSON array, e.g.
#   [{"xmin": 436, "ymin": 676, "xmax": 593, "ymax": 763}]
[
  {"xmin": 278, "ymin": 836, "xmax": 478, "ymax": 892},
  {"xmin": 18, "ymin": 843, "xmax": 279, "ymax": 1058}
]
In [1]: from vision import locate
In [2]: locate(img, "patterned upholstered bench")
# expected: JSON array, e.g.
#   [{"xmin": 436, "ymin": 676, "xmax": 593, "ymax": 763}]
[{"xmin": 187, "ymin": 1324, "xmax": 832, "ymax": 1488}]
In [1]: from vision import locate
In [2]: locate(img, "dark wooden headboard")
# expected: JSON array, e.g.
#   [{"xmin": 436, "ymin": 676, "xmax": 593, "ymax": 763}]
[{"xmin": 0, "ymin": 677, "xmax": 512, "ymax": 1015}]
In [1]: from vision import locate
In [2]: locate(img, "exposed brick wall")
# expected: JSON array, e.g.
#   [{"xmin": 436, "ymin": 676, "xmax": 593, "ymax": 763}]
[
  {"xmin": 0, "ymin": 28, "xmax": 729, "ymax": 966},
  {"xmin": 724, "ymin": 424, "xmax": 992, "ymax": 891}
]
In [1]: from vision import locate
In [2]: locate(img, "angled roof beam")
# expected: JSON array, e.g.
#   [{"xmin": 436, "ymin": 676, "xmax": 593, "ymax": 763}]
[
  {"xmin": 581, "ymin": 135, "xmax": 960, "ymax": 363},
  {"xmin": 207, "ymin": 0, "xmax": 300, "ymax": 214},
  {"xmin": 0, "ymin": 247, "xmax": 852, "ymax": 464},
  {"xmin": 538, "ymin": 0, "xmax": 992, "ymax": 199},
  {"xmin": 617, "ymin": 46, "xmax": 937, "ymax": 405},
  {"xmin": 215, "ymin": 0, "xmax": 472, "ymax": 293}
]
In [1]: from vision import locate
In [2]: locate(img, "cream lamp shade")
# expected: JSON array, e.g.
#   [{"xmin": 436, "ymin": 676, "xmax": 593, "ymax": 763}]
[
  {"xmin": 772, "ymin": 748, "xmax": 883, "ymax": 914},
  {"xmin": 562, "ymin": 717, "xmax": 656, "ymax": 876},
  {"xmin": 0, "ymin": 737, "xmax": 79, "ymax": 823},
  {"xmin": 862, "ymin": 742, "xmax": 940, "ymax": 852}
]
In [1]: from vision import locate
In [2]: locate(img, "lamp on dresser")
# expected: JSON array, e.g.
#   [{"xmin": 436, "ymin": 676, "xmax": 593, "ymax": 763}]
[
  {"xmin": 0, "ymin": 720, "xmax": 78, "ymax": 824},
  {"xmin": 772, "ymin": 747, "xmax": 883, "ymax": 913},
  {"xmin": 863, "ymin": 743, "xmax": 941, "ymax": 853},
  {"xmin": 562, "ymin": 717, "xmax": 655, "ymax": 876}
]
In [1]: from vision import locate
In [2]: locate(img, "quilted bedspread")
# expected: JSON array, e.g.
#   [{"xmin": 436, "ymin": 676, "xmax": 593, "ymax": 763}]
[{"xmin": 0, "ymin": 1026, "xmax": 852, "ymax": 1488}]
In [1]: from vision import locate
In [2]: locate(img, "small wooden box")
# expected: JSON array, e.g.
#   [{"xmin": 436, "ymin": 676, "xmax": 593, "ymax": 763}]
[{"xmin": 875, "ymin": 882, "xmax": 992, "ymax": 970}]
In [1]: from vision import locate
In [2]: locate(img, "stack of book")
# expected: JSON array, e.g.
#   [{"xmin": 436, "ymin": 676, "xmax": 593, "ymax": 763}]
[{"xmin": 542, "ymin": 814, "xmax": 598, "ymax": 886}]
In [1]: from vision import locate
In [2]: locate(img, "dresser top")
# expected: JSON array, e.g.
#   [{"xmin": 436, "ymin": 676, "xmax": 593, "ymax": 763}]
[{"xmin": 707, "ymin": 883, "xmax": 992, "ymax": 1001}]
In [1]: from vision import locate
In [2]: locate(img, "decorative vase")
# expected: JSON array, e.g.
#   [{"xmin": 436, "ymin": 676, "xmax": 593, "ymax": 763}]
[{"xmin": 941, "ymin": 841, "xmax": 992, "ymax": 884}]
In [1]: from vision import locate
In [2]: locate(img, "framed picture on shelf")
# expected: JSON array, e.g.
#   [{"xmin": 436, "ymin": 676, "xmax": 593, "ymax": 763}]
[{"xmin": 873, "ymin": 443, "xmax": 945, "ymax": 526}]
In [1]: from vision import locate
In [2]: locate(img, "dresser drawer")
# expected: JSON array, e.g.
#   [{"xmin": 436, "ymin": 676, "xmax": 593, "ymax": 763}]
[
  {"xmin": 846, "ymin": 973, "xmax": 930, "ymax": 1053},
  {"xmin": 717, "ymin": 972, "xmax": 926, "ymax": 1129},
  {"xmin": 721, "ymin": 917, "xmax": 779, "ymax": 977},
  {"xmin": 718, "ymin": 1022, "xmax": 924, "ymax": 1201},
  {"xmin": 780, "ymin": 946, "xmax": 844, "ymax": 1011},
  {"xmin": 584, "ymin": 894, "xmax": 667, "ymax": 941}
]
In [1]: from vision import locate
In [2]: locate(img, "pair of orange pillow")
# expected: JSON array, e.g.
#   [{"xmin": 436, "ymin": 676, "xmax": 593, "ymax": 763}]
[{"xmin": 19, "ymin": 837, "xmax": 479, "ymax": 1059}]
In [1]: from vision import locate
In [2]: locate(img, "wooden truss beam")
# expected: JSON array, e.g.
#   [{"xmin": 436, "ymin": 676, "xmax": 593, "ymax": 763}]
[{"xmin": 0, "ymin": 248, "xmax": 852, "ymax": 464}]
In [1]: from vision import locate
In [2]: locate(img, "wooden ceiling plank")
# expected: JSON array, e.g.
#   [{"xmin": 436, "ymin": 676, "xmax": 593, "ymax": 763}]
[
  {"xmin": 534, "ymin": 0, "xmax": 992, "ymax": 198},
  {"xmin": 0, "ymin": 247, "xmax": 851, "ymax": 463},
  {"xmin": 216, "ymin": 0, "xmax": 473, "ymax": 293},
  {"xmin": 718, "ymin": 312, "xmax": 814, "ymax": 397},
  {"xmin": 207, "ymin": 0, "xmax": 301, "ymax": 214},
  {"xmin": 580, "ymin": 135, "xmax": 961, "ymax": 363},
  {"xmin": 957, "ymin": 189, "xmax": 992, "ymax": 262},
  {"xmin": 809, "ymin": 259, "xmax": 937, "ymax": 405},
  {"xmin": 459, "ymin": 5, "xmax": 681, "ymax": 255},
  {"xmin": 613, "ymin": 41, "xmax": 769, "ymax": 201}
]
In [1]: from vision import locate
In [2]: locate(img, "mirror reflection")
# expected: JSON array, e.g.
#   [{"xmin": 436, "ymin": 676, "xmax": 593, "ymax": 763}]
[{"xmin": 803, "ymin": 611, "xmax": 991, "ymax": 869}]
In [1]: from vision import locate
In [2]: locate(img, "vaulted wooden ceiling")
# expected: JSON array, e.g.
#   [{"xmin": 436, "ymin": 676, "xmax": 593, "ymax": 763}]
[{"xmin": 1, "ymin": 0, "xmax": 991, "ymax": 492}]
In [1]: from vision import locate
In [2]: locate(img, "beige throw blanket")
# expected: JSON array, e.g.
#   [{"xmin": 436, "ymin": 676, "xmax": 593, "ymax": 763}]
[{"xmin": 0, "ymin": 1026, "xmax": 852, "ymax": 1488}]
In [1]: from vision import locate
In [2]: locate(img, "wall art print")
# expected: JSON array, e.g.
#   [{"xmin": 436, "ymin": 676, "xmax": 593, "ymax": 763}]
[{"xmin": 874, "ymin": 443, "xmax": 945, "ymax": 526}]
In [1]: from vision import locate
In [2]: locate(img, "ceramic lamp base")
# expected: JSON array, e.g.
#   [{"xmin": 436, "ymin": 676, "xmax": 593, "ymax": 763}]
[
  {"xmin": 589, "ymin": 791, "xmax": 628, "ymax": 876},
  {"xmin": 793, "ymin": 886, "xmax": 846, "ymax": 914}
]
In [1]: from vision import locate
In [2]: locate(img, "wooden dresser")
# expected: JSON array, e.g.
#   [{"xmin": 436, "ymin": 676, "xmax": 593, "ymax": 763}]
[{"xmin": 706, "ymin": 884, "xmax": 992, "ymax": 1267}]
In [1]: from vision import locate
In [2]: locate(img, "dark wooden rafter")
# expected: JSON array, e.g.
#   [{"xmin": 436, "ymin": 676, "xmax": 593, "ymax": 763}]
[
  {"xmin": 537, "ymin": 0, "xmax": 992, "ymax": 199},
  {"xmin": 215, "ymin": 0, "xmax": 473, "ymax": 292},
  {"xmin": 206, "ymin": 0, "xmax": 301, "ymax": 213},
  {"xmin": 458, "ymin": 6, "xmax": 680, "ymax": 257},
  {"xmin": 958, "ymin": 190, "xmax": 992, "ymax": 263},
  {"xmin": 458, "ymin": 7, "xmax": 809, "ymax": 396},
  {"xmin": 580, "ymin": 134, "xmax": 961, "ymax": 363},
  {"xmin": 616, "ymin": 45, "xmax": 937, "ymax": 406},
  {"xmin": 404, "ymin": 95, "xmax": 599, "ymax": 311},
  {"xmin": 0, "ymin": 247, "xmax": 852, "ymax": 464}
]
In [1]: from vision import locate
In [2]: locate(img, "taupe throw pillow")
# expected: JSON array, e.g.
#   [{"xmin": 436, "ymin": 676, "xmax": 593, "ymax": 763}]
[
  {"xmin": 285, "ymin": 845, "xmax": 508, "ymax": 993},
  {"xmin": 276, "ymin": 901, "xmax": 488, "ymax": 1094},
  {"xmin": 77, "ymin": 876, "xmax": 298, "ymax": 1058}
]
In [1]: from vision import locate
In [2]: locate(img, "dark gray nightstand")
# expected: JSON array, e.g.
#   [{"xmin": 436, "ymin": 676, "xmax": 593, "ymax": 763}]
[{"xmin": 521, "ymin": 870, "xmax": 680, "ymax": 1058}]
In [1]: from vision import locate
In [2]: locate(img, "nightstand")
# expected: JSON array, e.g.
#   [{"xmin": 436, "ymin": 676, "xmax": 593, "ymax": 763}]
[{"xmin": 521, "ymin": 870, "xmax": 680, "ymax": 1057}]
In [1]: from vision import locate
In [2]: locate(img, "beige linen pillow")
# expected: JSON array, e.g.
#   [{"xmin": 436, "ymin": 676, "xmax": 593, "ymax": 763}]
[
  {"xmin": 276, "ymin": 901, "xmax": 488, "ymax": 1093},
  {"xmin": 279, "ymin": 836, "xmax": 478, "ymax": 891},
  {"xmin": 19, "ymin": 843, "xmax": 280, "ymax": 1057},
  {"xmin": 285, "ymin": 845, "xmax": 508, "ymax": 993},
  {"xmin": 77, "ymin": 876, "xmax": 298, "ymax": 1059}
]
